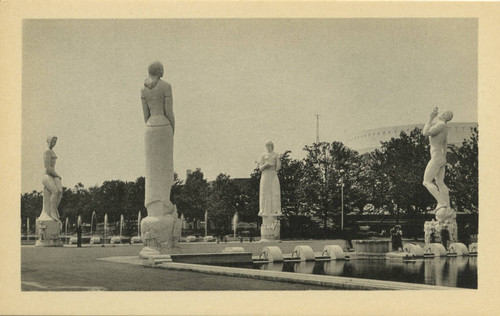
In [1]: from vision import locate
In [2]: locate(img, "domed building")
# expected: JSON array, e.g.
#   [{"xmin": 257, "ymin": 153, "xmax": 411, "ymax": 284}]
[{"xmin": 345, "ymin": 122, "xmax": 477, "ymax": 154}]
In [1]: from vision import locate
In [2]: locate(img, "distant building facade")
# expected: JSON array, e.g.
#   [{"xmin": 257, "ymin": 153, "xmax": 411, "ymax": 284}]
[{"xmin": 345, "ymin": 122, "xmax": 477, "ymax": 154}]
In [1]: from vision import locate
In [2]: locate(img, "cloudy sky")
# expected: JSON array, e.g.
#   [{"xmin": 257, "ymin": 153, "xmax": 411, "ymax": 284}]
[{"xmin": 21, "ymin": 18, "xmax": 477, "ymax": 193}]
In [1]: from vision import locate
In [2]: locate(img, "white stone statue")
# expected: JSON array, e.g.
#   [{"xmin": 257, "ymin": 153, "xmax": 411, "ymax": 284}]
[
  {"xmin": 139, "ymin": 62, "xmax": 181, "ymax": 258},
  {"xmin": 422, "ymin": 107, "xmax": 457, "ymax": 242},
  {"xmin": 258, "ymin": 141, "xmax": 282, "ymax": 241},
  {"xmin": 35, "ymin": 136, "xmax": 63, "ymax": 247}
]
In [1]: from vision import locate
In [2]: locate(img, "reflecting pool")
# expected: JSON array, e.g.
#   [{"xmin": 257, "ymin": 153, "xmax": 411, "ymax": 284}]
[{"xmin": 208, "ymin": 257, "xmax": 477, "ymax": 289}]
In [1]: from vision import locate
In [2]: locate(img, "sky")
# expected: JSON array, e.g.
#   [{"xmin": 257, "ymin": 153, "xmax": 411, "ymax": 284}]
[{"xmin": 21, "ymin": 18, "xmax": 477, "ymax": 193}]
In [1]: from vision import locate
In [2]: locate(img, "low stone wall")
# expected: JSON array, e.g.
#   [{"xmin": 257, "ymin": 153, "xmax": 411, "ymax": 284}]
[
  {"xmin": 165, "ymin": 239, "xmax": 349, "ymax": 256},
  {"xmin": 351, "ymin": 239, "xmax": 390, "ymax": 253},
  {"xmin": 170, "ymin": 253, "xmax": 253, "ymax": 264}
]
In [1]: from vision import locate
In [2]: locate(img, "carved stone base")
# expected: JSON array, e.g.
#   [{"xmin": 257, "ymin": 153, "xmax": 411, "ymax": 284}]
[
  {"xmin": 139, "ymin": 246, "xmax": 161, "ymax": 259},
  {"xmin": 139, "ymin": 213, "xmax": 181, "ymax": 257},
  {"xmin": 260, "ymin": 215, "xmax": 280, "ymax": 242},
  {"xmin": 424, "ymin": 217, "xmax": 458, "ymax": 245},
  {"xmin": 159, "ymin": 243, "xmax": 182, "ymax": 255},
  {"xmin": 35, "ymin": 219, "xmax": 63, "ymax": 247}
]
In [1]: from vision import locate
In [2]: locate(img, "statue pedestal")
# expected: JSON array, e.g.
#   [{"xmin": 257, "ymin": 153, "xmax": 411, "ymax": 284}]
[
  {"xmin": 139, "ymin": 212, "xmax": 181, "ymax": 258},
  {"xmin": 424, "ymin": 207, "xmax": 458, "ymax": 245},
  {"xmin": 260, "ymin": 215, "xmax": 280, "ymax": 242},
  {"xmin": 35, "ymin": 217, "xmax": 63, "ymax": 247}
]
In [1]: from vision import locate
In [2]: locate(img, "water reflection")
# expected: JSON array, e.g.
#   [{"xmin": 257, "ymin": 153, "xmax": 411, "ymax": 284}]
[
  {"xmin": 293, "ymin": 261, "xmax": 315, "ymax": 274},
  {"xmin": 424, "ymin": 257, "xmax": 473, "ymax": 288},
  {"xmin": 259, "ymin": 262, "xmax": 284, "ymax": 272},
  {"xmin": 469, "ymin": 256, "xmax": 478, "ymax": 271},
  {"xmin": 424, "ymin": 258, "xmax": 446, "ymax": 286},
  {"xmin": 250, "ymin": 257, "xmax": 477, "ymax": 288},
  {"xmin": 340, "ymin": 259, "xmax": 424, "ymax": 284},
  {"xmin": 323, "ymin": 261, "xmax": 346, "ymax": 276},
  {"xmin": 387, "ymin": 259, "xmax": 424, "ymax": 275}
]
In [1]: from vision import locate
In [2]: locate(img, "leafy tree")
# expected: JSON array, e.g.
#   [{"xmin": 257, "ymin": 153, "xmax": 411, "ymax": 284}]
[
  {"xmin": 278, "ymin": 150, "xmax": 306, "ymax": 217},
  {"xmin": 20, "ymin": 190, "xmax": 42, "ymax": 233},
  {"xmin": 85, "ymin": 185, "xmax": 101, "ymax": 224},
  {"xmin": 207, "ymin": 173, "xmax": 242, "ymax": 232},
  {"xmin": 58, "ymin": 187, "xmax": 74, "ymax": 221},
  {"xmin": 367, "ymin": 128, "xmax": 434, "ymax": 214},
  {"xmin": 170, "ymin": 172, "xmax": 183, "ymax": 205},
  {"xmin": 97, "ymin": 180, "xmax": 127, "ymax": 223},
  {"xmin": 448, "ymin": 127, "xmax": 478, "ymax": 212},
  {"xmin": 60, "ymin": 183, "xmax": 93, "ymax": 231},
  {"xmin": 176, "ymin": 170, "xmax": 209, "ymax": 227},
  {"xmin": 326, "ymin": 142, "xmax": 370, "ymax": 213},
  {"xmin": 301, "ymin": 143, "xmax": 328, "ymax": 227},
  {"xmin": 301, "ymin": 142, "xmax": 366, "ymax": 236},
  {"xmin": 238, "ymin": 167, "xmax": 260, "ymax": 224},
  {"xmin": 122, "ymin": 177, "xmax": 146, "ymax": 221}
]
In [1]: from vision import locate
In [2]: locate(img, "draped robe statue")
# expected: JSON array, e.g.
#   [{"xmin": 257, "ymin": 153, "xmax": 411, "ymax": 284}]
[
  {"xmin": 139, "ymin": 62, "xmax": 181, "ymax": 258},
  {"xmin": 258, "ymin": 141, "xmax": 282, "ymax": 241}
]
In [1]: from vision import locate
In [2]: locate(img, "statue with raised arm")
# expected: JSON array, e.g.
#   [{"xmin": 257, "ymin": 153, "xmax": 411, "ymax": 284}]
[
  {"xmin": 35, "ymin": 136, "xmax": 63, "ymax": 247},
  {"xmin": 139, "ymin": 61, "xmax": 181, "ymax": 258},
  {"xmin": 422, "ymin": 107, "xmax": 457, "ymax": 242},
  {"xmin": 258, "ymin": 141, "xmax": 282, "ymax": 241}
]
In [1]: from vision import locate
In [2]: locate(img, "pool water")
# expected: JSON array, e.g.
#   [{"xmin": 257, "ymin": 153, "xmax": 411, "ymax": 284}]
[{"xmin": 208, "ymin": 257, "xmax": 477, "ymax": 289}]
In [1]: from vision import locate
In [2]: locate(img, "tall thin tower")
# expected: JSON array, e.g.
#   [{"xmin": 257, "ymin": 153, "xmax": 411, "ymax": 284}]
[{"xmin": 315, "ymin": 114, "xmax": 320, "ymax": 143}]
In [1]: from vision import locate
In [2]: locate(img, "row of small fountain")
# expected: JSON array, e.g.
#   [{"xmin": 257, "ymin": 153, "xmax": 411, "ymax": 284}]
[
  {"xmin": 26, "ymin": 211, "xmax": 144, "ymax": 245},
  {"xmin": 77, "ymin": 212, "xmax": 143, "ymax": 245},
  {"xmin": 27, "ymin": 210, "xmax": 240, "ymax": 244},
  {"xmin": 220, "ymin": 241, "xmax": 477, "ymax": 264}
]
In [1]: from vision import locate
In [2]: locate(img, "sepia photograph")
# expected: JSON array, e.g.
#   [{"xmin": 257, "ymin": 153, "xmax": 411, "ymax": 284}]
[
  {"xmin": 20, "ymin": 17, "xmax": 478, "ymax": 291},
  {"xmin": 2, "ymin": 1, "xmax": 500, "ymax": 315}
]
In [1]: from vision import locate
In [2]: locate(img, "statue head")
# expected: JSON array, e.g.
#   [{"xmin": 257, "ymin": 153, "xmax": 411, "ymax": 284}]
[
  {"xmin": 265, "ymin": 141, "xmax": 274, "ymax": 152},
  {"xmin": 46, "ymin": 136, "xmax": 57, "ymax": 149},
  {"xmin": 439, "ymin": 110, "xmax": 453, "ymax": 122},
  {"xmin": 148, "ymin": 61, "xmax": 164, "ymax": 78}
]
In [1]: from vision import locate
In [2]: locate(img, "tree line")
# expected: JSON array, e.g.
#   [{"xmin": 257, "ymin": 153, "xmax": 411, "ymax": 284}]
[{"xmin": 21, "ymin": 127, "xmax": 478, "ymax": 237}]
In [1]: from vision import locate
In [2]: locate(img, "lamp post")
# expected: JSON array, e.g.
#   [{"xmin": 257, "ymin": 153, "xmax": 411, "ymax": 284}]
[
  {"xmin": 204, "ymin": 210, "xmax": 208, "ymax": 237},
  {"xmin": 321, "ymin": 145, "xmax": 329, "ymax": 239},
  {"xmin": 339, "ymin": 169, "xmax": 345, "ymax": 232}
]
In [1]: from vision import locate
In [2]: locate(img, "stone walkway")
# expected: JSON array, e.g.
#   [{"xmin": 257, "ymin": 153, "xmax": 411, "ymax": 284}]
[{"xmin": 21, "ymin": 245, "xmax": 333, "ymax": 291}]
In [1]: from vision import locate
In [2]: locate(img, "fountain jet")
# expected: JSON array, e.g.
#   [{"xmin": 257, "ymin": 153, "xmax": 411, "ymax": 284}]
[
  {"xmin": 90, "ymin": 211, "xmax": 97, "ymax": 236},
  {"xmin": 233, "ymin": 212, "xmax": 238, "ymax": 238},
  {"xmin": 120, "ymin": 214, "xmax": 124, "ymax": 237},
  {"xmin": 137, "ymin": 211, "xmax": 142, "ymax": 236},
  {"xmin": 104, "ymin": 213, "xmax": 108, "ymax": 238}
]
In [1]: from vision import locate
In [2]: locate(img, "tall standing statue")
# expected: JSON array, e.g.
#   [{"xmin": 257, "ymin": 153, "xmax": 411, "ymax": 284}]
[
  {"xmin": 422, "ymin": 107, "xmax": 457, "ymax": 242},
  {"xmin": 258, "ymin": 141, "xmax": 282, "ymax": 241},
  {"xmin": 139, "ymin": 62, "xmax": 181, "ymax": 258},
  {"xmin": 35, "ymin": 136, "xmax": 63, "ymax": 247}
]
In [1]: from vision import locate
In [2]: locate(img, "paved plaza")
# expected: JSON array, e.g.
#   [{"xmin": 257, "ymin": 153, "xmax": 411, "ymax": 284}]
[{"xmin": 21, "ymin": 244, "xmax": 333, "ymax": 291}]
